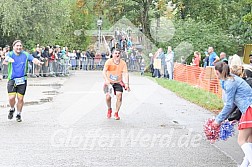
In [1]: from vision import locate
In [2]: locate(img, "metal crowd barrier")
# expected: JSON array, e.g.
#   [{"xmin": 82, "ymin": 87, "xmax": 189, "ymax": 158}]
[{"xmin": 1, "ymin": 57, "xmax": 143, "ymax": 78}]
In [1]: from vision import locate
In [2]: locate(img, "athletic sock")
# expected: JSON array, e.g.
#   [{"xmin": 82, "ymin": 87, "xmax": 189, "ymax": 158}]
[
  {"xmin": 241, "ymin": 143, "xmax": 252, "ymax": 164},
  {"xmin": 240, "ymin": 156, "xmax": 249, "ymax": 167}
]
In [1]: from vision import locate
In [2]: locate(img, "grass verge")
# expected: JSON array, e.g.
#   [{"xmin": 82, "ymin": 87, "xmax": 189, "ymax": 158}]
[{"xmin": 145, "ymin": 73, "xmax": 223, "ymax": 113}]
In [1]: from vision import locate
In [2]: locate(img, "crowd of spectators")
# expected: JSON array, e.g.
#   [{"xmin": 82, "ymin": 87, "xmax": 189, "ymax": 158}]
[{"xmin": 0, "ymin": 40, "xmax": 145, "ymax": 79}]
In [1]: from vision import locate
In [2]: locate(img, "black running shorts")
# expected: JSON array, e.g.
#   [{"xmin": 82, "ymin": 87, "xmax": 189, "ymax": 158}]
[
  {"xmin": 7, "ymin": 80, "xmax": 27, "ymax": 96},
  {"xmin": 112, "ymin": 83, "xmax": 123, "ymax": 93}
]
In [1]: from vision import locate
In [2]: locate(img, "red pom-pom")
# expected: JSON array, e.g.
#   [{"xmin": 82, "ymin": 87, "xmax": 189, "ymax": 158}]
[{"xmin": 204, "ymin": 118, "xmax": 220, "ymax": 143}]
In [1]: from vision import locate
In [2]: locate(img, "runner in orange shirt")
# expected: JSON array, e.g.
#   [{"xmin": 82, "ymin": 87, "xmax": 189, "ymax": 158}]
[{"xmin": 103, "ymin": 49, "xmax": 130, "ymax": 120}]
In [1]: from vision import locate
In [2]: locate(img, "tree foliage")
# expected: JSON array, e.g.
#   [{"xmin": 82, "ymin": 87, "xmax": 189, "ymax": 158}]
[
  {"xmin": 0, "ymin": 0, "xmax": 251, "ymax": 52},
  {"xmin": 160, "ymin": 19, "xmax": 238, "ymax": 63},
  {"xmin": 171, "ymin": 0, "xmax": 252, "ymax": 45},
  {"xmin": 0, "ymin": 0, "xmax": 72, "ymax": 48},
  {"xmin": 59, "ymin": 0, "xmax": 94, "ymax": 50}
]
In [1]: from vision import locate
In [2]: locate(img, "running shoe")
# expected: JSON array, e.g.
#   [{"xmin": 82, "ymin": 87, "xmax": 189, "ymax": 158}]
[
  {"xmin": 114, "ymin": 112, "xmax": 120, "ymax": 120},
  {"xmin": 8, "ymin": 108, "xmax": 15, "ymax": 119},
  {"xmin": 16, "ymin": 114, "xmax": 22, "ymax": 122},
  {"xmin": 107, "ymin": 108, "xmax": 112, "ymax": 119}
]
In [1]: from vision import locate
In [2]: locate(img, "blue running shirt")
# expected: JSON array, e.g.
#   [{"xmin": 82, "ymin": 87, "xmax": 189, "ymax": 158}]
[{"xmin": 6, "ymin": 51, "xmax": 34, "ymax": 80}]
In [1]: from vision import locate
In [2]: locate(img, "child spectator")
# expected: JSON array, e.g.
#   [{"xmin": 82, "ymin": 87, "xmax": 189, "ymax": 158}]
[{"xmin": 192, "ymin": 51, "xmax": 201, "ymax": 66}]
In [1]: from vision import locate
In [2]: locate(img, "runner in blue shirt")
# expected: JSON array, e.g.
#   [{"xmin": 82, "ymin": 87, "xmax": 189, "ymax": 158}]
[{"xmin": 3, "ymin": 40, "xmax": 43, "ymax": 122}]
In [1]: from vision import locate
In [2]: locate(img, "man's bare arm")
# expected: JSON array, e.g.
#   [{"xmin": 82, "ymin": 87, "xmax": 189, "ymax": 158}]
[
  {"xmin": 32, "ymin": 58, "xmax": 43, "ymax": 66},
  {"xmin": 103, "ymin": 68, "xmax": 110, "ymax": 85}
]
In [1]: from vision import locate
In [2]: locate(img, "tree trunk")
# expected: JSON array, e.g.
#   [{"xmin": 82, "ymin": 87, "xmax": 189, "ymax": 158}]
[{"xmin": 141, "ymin": 0, "xmax": 155, "ymax": 45}]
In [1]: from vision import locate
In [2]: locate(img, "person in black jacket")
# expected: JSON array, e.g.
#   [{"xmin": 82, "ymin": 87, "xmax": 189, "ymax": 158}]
[
  {"xmin": 32, "ymin": 47, "xmax": 42, "ymax": 77},
  {"xmin": 41, "ymin": 46, "xmax": 50, "ymax": 77},
  {"xmin": 244, "ymin": 68, "xmax": 252, "ymax": 87},
  {"xmin": 76, "ymin": 50, "xmax": 81, "ymax": 69}
]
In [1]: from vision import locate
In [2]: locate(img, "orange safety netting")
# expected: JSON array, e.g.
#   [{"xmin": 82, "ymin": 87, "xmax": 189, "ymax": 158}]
[{"xmin": 173, "ymin": 63, "xmax": 222, "ymax": 98}]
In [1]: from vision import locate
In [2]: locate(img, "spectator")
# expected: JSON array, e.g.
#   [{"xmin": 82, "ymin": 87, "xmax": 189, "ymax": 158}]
[
  {"xmin": 244, "ymin": 67, "xmax": 252, "ymax": 87},
  {"xmin": 61, "ymin": 50, "xmax": 70, "ymax": 76},
  {"xmin": 158, "ymin": 48, "xmax": 166, "ymax": 78},
  {"xmin": 229, "ymin": 54, "xmax": 242, "ymax": 67},
  {"xmin": 153, "ymin": 49, "xmax": 161, "ymax": 78},
  {"xmin": 249, "ymin": 54, "xmax": 252, "ymax": 66},
  {"xmin": 166, "ymin": 46, "xmax": 174, "ymax": 80},
  {"xmin": 33, "ymin": 47, "xmax": 42, "ymax": 77},
  {"xmin": 49, "ymin": 47, "xmax": 56, "ymax": 77},
  {"xmin": 208, "ymin": 47, "xmax": 219, "ymax": 66},
  {"xmin": 76, "ymin": 50, "xmax": 81, "ymax": 69},
  {"xmin": 192, "ymin": 51, "xmax": 201, "ymax": 67},
  {"xmin": 220, "ymin": 52, "xmax": 228, "ymax": 64},
  {"xmin": 81, "ymin": 51, "xmax": 87, "ymax": 71},
  {"xmin": 214, "ymin": 62, "xmax": 252, "ymax": 167},
  {"xmin": 203, "ymin": 51, "xmax": 209, "ymax": 68},
  {"xmin": 69, "ymin": 50, "xmax": 77, "ymax": 70},
  {"xmin": 127, "ymin": 37, "xmax": 132, "ymax": 49},
  {"xmin": 90, "ymin": 49, "xmax": 95, "ymax": 70},
  {"xmin": 94, "ymin": 53, "xmax": 102, "ymax": 70},
  {"xmin": 149, "ymin": 53, "xmax": 154, "ymax": 76},
  {"xmin": 109, "ymin": 37, "xmax": 116, "ymax": 53},
  {"xmin": 41, "ymin": 46, "xmax": 50, "ymax": 77}
]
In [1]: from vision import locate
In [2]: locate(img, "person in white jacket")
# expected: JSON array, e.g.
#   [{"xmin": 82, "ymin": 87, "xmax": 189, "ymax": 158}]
[{"xmin": 165, "ymin": 46, "xmax": 174, "ymax": 80}]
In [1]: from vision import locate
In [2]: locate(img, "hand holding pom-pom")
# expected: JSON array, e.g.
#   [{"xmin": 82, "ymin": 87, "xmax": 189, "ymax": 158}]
[
  {"xmin": 219, "ymin": 121, "xmax": 235, "ymax": 141},
  {"xmin": 204, "ymin": 119, "xmax": 236, "ymax": 143},
  {"xmin": 204, "ymin": 118, "xmax": 220, "ymax": 143}
]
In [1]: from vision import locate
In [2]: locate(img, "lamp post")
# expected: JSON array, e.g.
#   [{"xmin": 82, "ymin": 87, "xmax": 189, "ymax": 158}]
[{"xmin": 97, "ymin": 17, "xmax": 103, "ymax": 51}]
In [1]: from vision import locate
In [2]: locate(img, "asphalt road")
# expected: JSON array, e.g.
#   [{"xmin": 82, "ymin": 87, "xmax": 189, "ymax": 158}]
[{"xmin": 0, "ymin": 71, "xmax": 242, "ymax": 167}]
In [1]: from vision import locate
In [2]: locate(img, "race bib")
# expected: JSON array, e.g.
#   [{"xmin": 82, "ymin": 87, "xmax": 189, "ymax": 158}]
[
  {"xmin": 14, "ymin": 77, "xmax": 25, "ymax": 86},
  {"xmin": 109, "ymin": 74, "xmax": 119, "ymax": 81}
]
